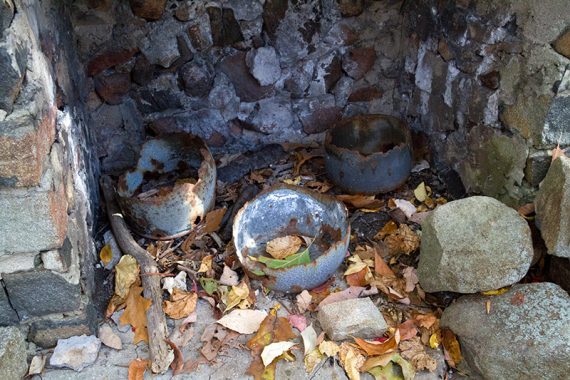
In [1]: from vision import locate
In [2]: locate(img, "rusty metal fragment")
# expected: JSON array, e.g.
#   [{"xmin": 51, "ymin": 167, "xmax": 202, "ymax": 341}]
[
  {"xmin": 324, "ymin": 114, "xmax": 413, "ymax": 194},
  {"xmin": 233, "ymin": 184, "xmax": 350, "ymax": 293},
  {"xmin": 116, "ymin": 134, "xmax": 216, "ymax": 239}
]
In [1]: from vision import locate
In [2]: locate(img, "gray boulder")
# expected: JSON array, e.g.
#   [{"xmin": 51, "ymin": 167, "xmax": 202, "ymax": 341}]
[
  {"xmin": 0, "ymin": 326, "xmax": 27, "ymax": 380},
  {"xmin": 535, "ymin": 156, "xmax": 570, "ymax": 258},
  {"xmin": 417, "ymin": 196, "xmax": 533, "ymax": 293},
  {"xmin": 440, "ymin": 283, "xmax": 570, "ymax": 380}
]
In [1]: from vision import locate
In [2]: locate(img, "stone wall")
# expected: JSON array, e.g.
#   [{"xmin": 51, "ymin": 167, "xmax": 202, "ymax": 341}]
[{"xmin": 0, "ymin": 0, "xmax": 98, "ymax": 347}]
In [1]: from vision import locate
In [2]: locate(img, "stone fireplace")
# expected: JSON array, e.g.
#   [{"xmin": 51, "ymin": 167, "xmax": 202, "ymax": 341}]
[{"xmin": 0, "ymin": 0, "xmax": 569, "ymax": 346}]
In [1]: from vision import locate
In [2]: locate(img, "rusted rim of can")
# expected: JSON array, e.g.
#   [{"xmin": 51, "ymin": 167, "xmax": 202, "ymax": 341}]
[
  {"xmin": 324, "ymin": 114, "xmax": 412, "ymax": 161},
  {"xmin": 115, "ymin": 133, "xmax": 216, "ymax": 240},
  {"xmin": 232, "ymin": 183, "xmax": 350, "ymax": 273}
]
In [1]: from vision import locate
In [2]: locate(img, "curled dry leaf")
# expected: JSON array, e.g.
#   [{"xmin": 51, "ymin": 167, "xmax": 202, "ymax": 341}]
[
  {"xmin": 224, "ymin": 280, "xmax": 252, "ymax": 311},
  {"xmin": 346, "ymin": 267, "xmax": 373, "ymax": 287},
  {"xmin": 114, "ymin": 255, "xmax": 140, "ymax": 299},
  {"xmin": 127, "ymin": 358, "xmax": 149, "ymax": 380},
  {"xmin": 441, "ymin": 328, "xmax": 462, "ymax": 368},
  {"xmin": 119, "ymin": 286, "xmax": 152, "ymax": 344},
  {"xmin": 336, "ymin": 194, "xmax": 385, "ymax": 210},
  {"xmin": 353, "ymin": 330, "xmax": 400, "ymax": 356},
  {"xmin": 217, "ymin": 309, "xmax": 268, "ymax": 334},
  {"xmin": 398, "ymin": 319, "xmax": 418, "ymax": 341},
  {"xmin": 402, "ymin": 266, "xmax": 419, "ymax": 293},
  {"xmin": 362, "ymin": 353, "xmax": 415, "ymax": 380},
  {"xmin": 374, "ymin": 247, "xmax": 395, "ymax": 277},
  {"xmin": 198, "ymin": 255, "xmax": 213, "ymax": 273},
  {"xmin": 301, "ymin": 324, "xmax": 318, "ymax": 355},
  {"xmin": 304, "ymin": 348, "xmax": 324, "ymax": 373},
  {"xmin": 162, "ymin": 271, "xmax": 187, "ymax": 294},
  {"xmin": 339, "ymin": 342, "xmax": 366, "ymax": 380},
  {"xmin": 318, "ymin": 286, "xmax": 378, "ymax": 309},
  {"xmin": 261, "ymin": 341, "xmax": 297, "ymax": 366},
  {"xmin": 165, "ymin": 339, "xmax": 184, "ymax": 376},
  {"xmin": 163, "ymin": 289, "xmax": 198, "ymax": 320},
  {"xmin": 413, "ymin": 182, "xmax": 428, "ymax": 202},
  {"xmin": 399, "ymin": 336, "xmax": 437, "ymax": 372},
  {"xmin": 296, "ymin": 290, "xmax": 312, "ymax": 313},
  {"xmin": 394, "ymin": 199, "xmax": 417, "ymax": 219},
  {"xmin": 319, "ymin": 340, "xmax": 340, "ymax": 357},
  {"xmin": 265, "ymin": 235, "xmax": 303, "ymax": 259},
  {"xmin": 99, "ymin": 244, "xmax": 113, "ymax": 266},
  {"xmin": 376, "ymin": 223, "xmax": 421, "ymax": 256},
  {"xmin": 203, "ymin": 208, "xmax": 227, "ymax": 233}
]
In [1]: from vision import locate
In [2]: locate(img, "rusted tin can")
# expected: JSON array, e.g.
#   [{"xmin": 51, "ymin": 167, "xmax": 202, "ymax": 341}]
[
  {"xmin": 324, "ymin": 114, "xmax": 412, "ymax": 194},
  {"xmin": 233, "ymin": 185, "xmax": 350, "ymax": 293},
  {"xmin": 116, "ymin": 134, "xmax": 216, "ymax": 239}
]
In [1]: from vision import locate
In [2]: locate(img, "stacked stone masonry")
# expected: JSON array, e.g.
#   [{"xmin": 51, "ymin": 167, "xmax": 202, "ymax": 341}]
[{"xmin": 0, "ymin": 0, "xmax": 98, "ymax": 347}]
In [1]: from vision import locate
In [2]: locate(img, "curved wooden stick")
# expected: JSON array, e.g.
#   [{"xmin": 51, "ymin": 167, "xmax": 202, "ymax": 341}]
[{"xmin": 101, "ymin": 175, "xmax": 173, "ymax": 373}]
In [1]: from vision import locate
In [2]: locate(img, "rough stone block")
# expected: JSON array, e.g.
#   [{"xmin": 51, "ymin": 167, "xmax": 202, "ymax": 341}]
[
  {"xmin": 552, "ymin": 27, "xmax": 570, "ymax": 59},
  {"xmin": 525, "ymin": 150, "xmax": 552, "ymax": 186},
  {"xmin": 0, "ymin": 252, "xmax": 37, "ymax": 279},
  {"xmin": 3, "ymin": 271, "xmax": 80, "ymax": 319},
  {"xmin": 0, "ymin": 106, "xmax": 56, "ymax": 187},
  {"xmin": 0, "ymin": 162, "xmax": 67, "ymax": 254},
  {"xmin": 29, "ymin": 308, "xmax": 96, "ymax": 348},
  {"xmin": 129, "ymin": 0, "xmax": 166, "ymax": 21},
  {"xmin": 549, "ymin": 256, "xmax": 570, "ymax": 292},
  {"xmin": 318, "ymin": 297, "xmax": 387, "ymax": 341},
  {"xmin": 542, "ymin": 68, "xmax": 570, "ymax": 147},
  {"xmin": 0, "ymin": 287, "xmax": 18, "ymax": 326},
  {"xmin": 535, "ymin": 156, "xmax": 570, "ymax": 258},
  {"xmin": 0, "ymin": 0, "xmax": 14, "ymax": 36},
  {"xmin": 0, "ymin": 326, "xmax": 27, "ymax": 380},
  {"xmin": 0, "ymin": 36, "xmax": 27, "ymax": 115}
]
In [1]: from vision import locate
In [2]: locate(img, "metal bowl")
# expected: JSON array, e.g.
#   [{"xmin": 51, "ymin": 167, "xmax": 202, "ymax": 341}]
[
  {"xmin": 116, "ymin": 134, "xmax": 216, "ymax": 239},
  {"xmin": 324, "ymin": 114, "xmax": 412, "ymax": 194},
  {"xmin": 233, "ymin": 185, "xmax": 350, "ymax": 293}
]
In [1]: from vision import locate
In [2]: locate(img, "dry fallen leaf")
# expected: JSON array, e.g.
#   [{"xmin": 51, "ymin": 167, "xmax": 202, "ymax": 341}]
[
  {"xmin": 402, "ymin": 266, "xmax": 419, "ymax": 292},
  {"xmin": 346, "ymin": 267, "xmax": 373, "ymax": 287},
  {"xmin": 376, "ymin": 223, "xmax": 421, "ymax": 256},
  {"xmin": 318, "ymin": 286, "xmax": 379, "ymax": 309},
  {"xmin": 225, "ymin": 280, "xmax": 252, "ymax": 311},
  {"xmin": 550, "ymin": 143, "xmax": 567, "ymax": 163},
  {"xmin": 127, "ymin": 358, "xmax": 148, "ymax": 380},
  {"xmin": 362, "ymin": 353, "xmax": 416, "ymax": 380},
  {"xmin": 319, "ymin": 340, "xmax": 340, "ymax": 357},
  {"xmin": 198, "ymin": 255, "xmax": 213, "ymax": 273},
  {"xmin": 162, "ymin": 271, "xmax": 187, "ymax": 294},
  {"xmin": 339, "ymin": 342, "xmax": 365, "ymax": 380},
  {"xmin": 166, "ymin": 339, "xmax": 184, "ymax": 376},
  {"xmin": 119, "ymin": 286, "xmax": 152, "ymax": 344},
  {"xmin": 301, "ymin": 324, "xmax": 318, "ymax": 355},
  {"xmin": 99, "ymin": 244, "xmax": 113, "ymax": 266},
  {"xmin": 163, "ymin": 289, "xmax": 198, "ymax": 320},
  {"xmin": 261, "ymin": 341, "xmax": 297, "ymax": 366},
  {"xmin": 217, "ymin": 309, "xmax": 268, "ymax": 334},
  {"xmin": 414, "ymin": 182, "xmax": 428, "ymax": 202},
  {"xmin": 115, "ymin": 255, "xmax": 140, "ymax": 299},
  {"xmin": 441, "ymin": 328, "xmax": 462, "ymax": 368},
  {"xmin": 353, "ymin": 330, "xmax": 400, "ymax": 356},
  {"xmin": 288, "ymin": 314, "xmax": 308, "ymax": 332},
  {"xmin": 400, "ymin": 336, "xmax": 437, "ymax": 372},
  {"xmin": 374, "ymin": 248, "xmax": 396, "ymax": 277},
  {"xmin": 296, "ymin": 290, "xmax": 312, "ymax": 313},
  {"xmin": 395, "ymin": 199, "xmax": 417, "ymax": 219},
  {"xmin": 266, "ymin": 235, "xmax": 303, "ymax": 259},
  {"xmin": 219, "ymin": 265, "xmax": 239, "ymax": 286},
  {"xmin": 304, "ymin": 348, "xmax": 324, "ymax": 373},
  {"xmin": 398, "ymin": 319, "xmax": 419, "ymax": 341},
  {"xmin": 203, "ymin": 208, "xmax": 227, "ymax": 233},
  {"xmin": 337, "ymin": 194, "xmax": 385, "ymax": 210}
]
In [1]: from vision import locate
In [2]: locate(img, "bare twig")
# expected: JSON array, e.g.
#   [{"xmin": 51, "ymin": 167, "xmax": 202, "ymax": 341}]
[{"xmin": 100, "ymin": 175, "xmax": 173, "ymax": 374}]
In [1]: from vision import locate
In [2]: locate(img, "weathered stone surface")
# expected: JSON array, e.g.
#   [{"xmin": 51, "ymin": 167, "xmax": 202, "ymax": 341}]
[
  {"xmin": 140, "ymin": 20, "xmax": 183, "ymax": 68},
  {"xmin": 218, "ymin": 52, "xmax": 274, "ymax": 102},
  {"xmin": 552, "ymin": 27, "xmax": 570, "ymax": 58},
  {"xmin": 418, "ymin": 196, "xmax": 533, "ymax": 293},
  {"xmin": 525, "ymin": 150, "xmax": 551, "ymax": 186},
  {"xmin": 295, "ymin": 95, "xmax": 342, "ymax": 134},
  {"xmin": 535, "ymin": 156, "xmax": 570, "ymax": 258},
  {"xmin": 246, "ymin": 46, "xmax": 281, "ymax": 86},
  {"xmin": 542, "ymin": 68, "xmax": 570, "ymax": 146},
  {"xmin": 29, "ymin": 313, "xmax": 96, "ymax": 348},
  {"xmin": 262, "ymin": 0, "xmax": 288, "ymax": 39},
  {"xmin": 0, "ymin": 165, "xmax": 67, "ymax": 253},
  {"xmin": 0, "ymin": 0, "xmax": 14, "ymax": 35},
  {"xmin": 309, "ymin": 53, "xmax": 342, "ymax": 95},
  {"xmin": 348, "ymin": 86, "xmax": 383, "ymax": 102},
  {"xmin": 342, "ymin": 47, "xmax": 376, "ymax": 80},
  {"xmin": 248, "ymin": 97, "xmax": 293, "ymax": 134},
  {"xmin": 207, "ymin": 7, "xmax": 243, "ymax": 47},
  {"xmin": 500, "ymin": 94, "xmax": 551, "ymax": 142},
  {"xmin": 50, "ymin": 335, "xmax": 101, "ymax": 372},
  {"xmin": 86, "ymin": 48, "xmax": 138, "ymax": 77},
  {"xmin": 0, "ymin": 34, "xmax": 28, "ymax": 114},
  {"xmin": 0, "ymin": 327, "xmax": 27, "ymax": 380},
  {"xmin": 0, "ymin": 252, "xmax": 37, "ymax": 278},
  {"xmin": 441, "ymin": 283, "xmax": 570, "ymax": 380},
  {"xmin": 187, "ymin": 23, "xmax": 212, "ymax": 51},
  {"xmin": 478, "ymin": 70, "xmax": 500, "ymax": 90},
  {"xmin": 3, "ymin": 271, "xmax": 80, "ymax": 319},
  {"xmin": 318, "ymin": 298, "xmax": 387, "ymax": 341},
  {"xmin": 179, "ymin": 60, "xmax": 214, "ymax": 98},
  {"xmin": 284, "ymin": 60, "xmax": 314, "ymax": 98},
  {"xmin": 129, "ymin": 0, "xmax": 166, "ymax": 21},
  {"xmin": 94, "ymin": 73, "xmax": 130, "ymax": 105},
  {"xmin": 0, "ymin": 287, "xmax": 18, "ymax": 326},
  {"xmin": 549, "ymin": 256, "xmax": 570, "ymax": 292},
  {"xmin": 337, "ymin": 0, "xmax": 364, "ymax": 17},
  {"xmin": 131, "ymin": 54, "xmax": 156, "ymax": 86}
]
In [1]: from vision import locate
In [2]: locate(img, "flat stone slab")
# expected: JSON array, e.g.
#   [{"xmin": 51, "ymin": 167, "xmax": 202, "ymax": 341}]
[
  {"xmin": 0, "ymin": 326, "xmax": 27, "ymax": 380},
  {"xmin": 318, "ymin": 297, "xmax": 387, "ymax": 341},
  {"xmin": 441, "ymin": 283, "xmax": 570, "ymax": 380},
  {"xmin": 50, "ymin": 335, "xmax": 101, "ymax": 372},
  {"xmin": 535, "ymin": 156, "xmax": 570, "ymax": 258},
  {"xmin": 417, "ymin": 196, "xmax": 533, "ymax": 293}
]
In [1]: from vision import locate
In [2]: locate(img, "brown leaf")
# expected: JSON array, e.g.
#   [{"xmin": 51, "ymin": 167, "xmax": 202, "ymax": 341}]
[
  {"xmin": 163, "ymin": 289, "xmax": 198, "ymax": 320},
  {"xmin": 517, "ymin": 203, "xmax": 535, "ymax": 218},
  {"xmin": 377, "ymin": 223, "xmax": 420, "ymax": 255},
  {"xmin": 337, "ymin": 194, "xmax": 385, "ymax": 209},
  {"xmin": 353, "ymin": 330, "xmax": 400, "ymax": 356},
  {"xmin": 414, "ymin": 313, "xmax": 438, "ymax": 330},
  {"xmin": 165, "ymin": 339, "xmax": 184, "ymax": 376},
  {"xmin": 551, "ymin": 143, "xmax": 567, "ymax": 163},
  {"xmin": 224, "ymin": 280, "xmax": 252, "ymax": 311},
  {"xmin": 203, "ymin": 208, "xmax": 227, "ymax": 233},
  {"xmin": 398, "ymin": 319, "xmax": 419, "ymax": 341},
  {"xmin": 114, "ymin": 255, "xmax": 140, "ymax": 299},
  {"xmin": 266, "ymin": 235, "xmax": 303, "ymax": 259},
  {"xmin": 400, "ymin": 336, "xmax": 437, "ymax": 372},
  {"xmin": 127, "ymin": 358, "xmax": 148, "ymax": 380},
  {"xmin": 339, "ymin": 342, "xmax": 365, "ymax": 380},
  {"xmin": 346, "ymin": 267, "xmax": 372, "ymax": 287},
  {"xmin": 375, "ymin": 221, "xmax": 398, "ymax": 240},
  {"xmin": 318, "ymin": 286, "xmax": 378, "ymax": 309},
  {"xmin": 119, "ymin": 286, "xmax": 152, "ymax": 344},
  {"xmin": 441, "ymin": 328, "xmax": 462, "ymax": 368},
  {"xmin": 293, "ymin": 150, "xmax": 322, "ymax": 175},
  {"xmin": 374, "ymin": 248, "xmax": 395, "ymax": 277}
]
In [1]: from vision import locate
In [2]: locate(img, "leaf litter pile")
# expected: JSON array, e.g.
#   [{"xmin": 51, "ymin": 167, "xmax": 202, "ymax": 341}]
[{"xmin": 97, "ymin": 145, "xmax": 538, "ymax": 380}]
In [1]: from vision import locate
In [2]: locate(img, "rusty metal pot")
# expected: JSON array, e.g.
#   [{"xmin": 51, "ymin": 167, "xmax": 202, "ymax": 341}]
[
  {"xmin": 116, "ymin": 134, "xmax": 216, "ymax": 239},
  {"xmin": 324, "ymin": 114, "xmax": 412, "ymax": 194},
  {"xmin": 233, "ymin": 184, "xmax": 350, "ymax": 293}
]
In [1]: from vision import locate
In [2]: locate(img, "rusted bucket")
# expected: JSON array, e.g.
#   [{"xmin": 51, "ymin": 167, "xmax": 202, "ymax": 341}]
[
  {"xmin": 233, "ymin": 185, "xmax": 350, "ymax": 293},
  {"xmin": 116, "ymin": 134, "xmax": 216, "ymax": 239},
  {"xmin": 324, "ymin": 114, "xmax": 412, "ymax": 194}
]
